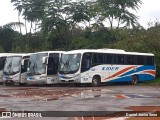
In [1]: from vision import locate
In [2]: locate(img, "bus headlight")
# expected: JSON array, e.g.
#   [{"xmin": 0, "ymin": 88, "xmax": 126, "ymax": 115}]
[{"xmin": 13, "ymin": 75, "xmax": 19, "ymax": 80}]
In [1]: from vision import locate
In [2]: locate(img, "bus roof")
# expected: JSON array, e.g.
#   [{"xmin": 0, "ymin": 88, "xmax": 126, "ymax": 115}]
[
  {"xmin": 31, "ymin": 51, "xmax": 65, "ymax": 55},
  {"xmin": 0, "ymin": 53, "xmax": 15, "ymax": 57},
  {"xmin": 6, "ymin": 53, "xmax": 31, "ymax": 57},
  {"xmin": 63, "ymin": 49, "xmax": 154, "ymax": 56}
]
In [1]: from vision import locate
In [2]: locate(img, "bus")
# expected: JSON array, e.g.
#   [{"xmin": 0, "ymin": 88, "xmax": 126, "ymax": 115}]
[
  {"xmin": 26, "ymin": 51, "xmax": 64, "ymax": 85},
  {"xmin": 59, "ymin": 49, "xmax": 156, "ymax": 86},
  {"xmin": 0, "ymin": 53, "xmax": 14, "ymax": 85},
  {"xmin": 3, "ymin": 53, "xmax": 30, "ymax": 86}
]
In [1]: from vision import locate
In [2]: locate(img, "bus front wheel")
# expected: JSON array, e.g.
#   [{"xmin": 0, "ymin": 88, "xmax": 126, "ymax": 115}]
[
  {"xmin": 91, "ymin": 76, "xmax": 100, "ymax": 87},
  {"xmin": 19, "ymin": 83, "xmax": 26, "ymax": 86},
  {"xmin": 5, "ymin": 82, "xmax": 14, "ymax": 86},
  {"xmin": 131, "ymin": 75, "xmax": 138, "ymax": 85}
]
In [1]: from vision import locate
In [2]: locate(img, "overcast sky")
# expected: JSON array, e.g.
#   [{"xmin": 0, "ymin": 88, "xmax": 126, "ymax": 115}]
[{"xmin": 0, "ymin": 0, "xmax": 160, "ymax": 30}]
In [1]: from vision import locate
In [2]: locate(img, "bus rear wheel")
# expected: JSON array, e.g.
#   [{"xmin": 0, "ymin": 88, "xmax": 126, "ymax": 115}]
[
  {"xmin": 131, "ymin": 75, "xmax": 138, "ymax": 85},
  {"xmin": 91, "ymin": 76, "xmax": 100, "ymax": 87}
]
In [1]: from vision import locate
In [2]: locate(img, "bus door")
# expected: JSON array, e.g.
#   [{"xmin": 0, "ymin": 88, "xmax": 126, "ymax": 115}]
[
  {"xmin": 0, "ymin": 57, "xmax": 6, "ymax": 84},
  {"xmin": 81, "ymin": 53, "xmax": 92, "ymax": 83},
  {"xmin": 47, "ymin": 53, "xmax": 59, "ymax": 84},
  {"xmin": 21, "ymin": 57, "xmax": 29, "ymax": 83}
]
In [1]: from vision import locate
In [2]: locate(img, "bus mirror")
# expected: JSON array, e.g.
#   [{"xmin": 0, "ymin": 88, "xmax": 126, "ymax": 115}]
[
  {"xmin": 42, "ymin": 57, "xmax": 48, "ymax": 64},
  {"xmin": 22, "ymin": 59, "xmax": 24, "ymax": 66},
  {"xmin": 22, "ymin": 59, "xmax": 28, "ymax": 69}
]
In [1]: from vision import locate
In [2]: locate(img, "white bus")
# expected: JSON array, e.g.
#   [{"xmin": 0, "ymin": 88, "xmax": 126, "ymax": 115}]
[
  {"xmin": 3, "ymin": 53, "xmax": 30, "ymax": 86},
  {"xmin": 0, "ymin": 53, "xmax": 14, "ymax": 85},
  {"xmin": 26, "ymin": 51, "xmax": 64, "ymax": 85},
  {"xmin": 59, "ymin": 49, "xmax": 156, "ymax": 86}
]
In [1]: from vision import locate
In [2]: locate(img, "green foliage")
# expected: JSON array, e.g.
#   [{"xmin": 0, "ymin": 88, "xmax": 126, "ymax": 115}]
[
  {"xmin": 8, "ymin": 0, "xmax": 143, "ymax": 53},
  {"xmin": 97, "ymin": 0, "xmax": 142, "ymax": 29},
  {"xmin": 107, "ymin": 25, "xmax": 160, "ymax": 73},
  {"xmin": 70, "ymin": 37, "xmax": 91, "ymax": 50},
  {"xmin": 0, "ymin": 46, "xmax": 4, "ymax": 52},
  {"xmin": 138, "ymin": 78, "xmax": 160, "ymax": 86}
]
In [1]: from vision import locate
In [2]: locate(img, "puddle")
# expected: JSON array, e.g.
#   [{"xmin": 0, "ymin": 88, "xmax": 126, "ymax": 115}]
[
  {"xmin": 20, "ymin": 101, "xmax": 28, "ymax": 103},
  {"xmin": 115, "ymin": 95, "xmax": 129, "ymax": 99},
  {"xmin": 43, "ymin": 97, "xmax": 59, "ymax": 101},
  {"xmin": 79, "ymin": 89, "xmax": 116, "ymax": 99},
  {"xmin": 114, "ymin": 94, "xmax": 158, "ymax": 99},
  {"xmin": 0, "ymin": 94, "xmax": 10, "ymax": 97},
  {"xmin": 30, "ymin": 88, "xmax": 112, "ymax": 101},
  {"xmin": 1, "ymin": 88, "xmax": 117, "ymax": 101}
]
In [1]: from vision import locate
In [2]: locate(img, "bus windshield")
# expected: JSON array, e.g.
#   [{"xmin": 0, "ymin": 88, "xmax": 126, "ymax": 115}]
[
  {"xmin": 27, "ymin": 53, "xmax": 47, "ymax": 75},
  {"xmin": 59, "ymin": 53, "xmax": 81, "ymax": 74},
  {"xmin": 3, "ymin": 56, "xmax": 21, "ymax": 75}
]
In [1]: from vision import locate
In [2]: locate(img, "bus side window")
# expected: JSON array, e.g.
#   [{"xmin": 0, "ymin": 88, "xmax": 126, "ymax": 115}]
[
  {"xmin": 105, "ymin": 54, "xmax": 114, "ymax": 64},
  {"xmin": 81, "ymin": 53, "xmax": 92, "ymax": 72},
  {"xmin": 126, "ymin": 55, "xmax": 136, "ymax": 65},
  {"xmin": 137, "ymin": 55, "xmax": 145, "ymax": 65},
  {"xmin": 92, "ymin": 53, "xmax": 104, "ymax": 65},
  {"xmin": 116, "ymin": 54, "xmax": 125, "ymax": 64},
  {"xmin": 146, "ymin": 56, "xmax": 154, "ymax": 65}
]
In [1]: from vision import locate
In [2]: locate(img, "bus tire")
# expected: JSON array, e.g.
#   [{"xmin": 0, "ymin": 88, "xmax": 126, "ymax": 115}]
[
  {"xmin": 131, "ymin": 75, "xmax": 138, "ymax": 85},
  {"xmin": 19, "ymin": 83, "xmax": 26, "ymax": 86},
  {"xmin": 75, "ymin": 83, "xmax": 80, "ymax": 87},
  {"xmin": 5, "ymin": 82, "xmax": 14, "ymax": 86},
  {"xmin": 91, "ymin": 76, "xmax": 100, "ymax": 87}
]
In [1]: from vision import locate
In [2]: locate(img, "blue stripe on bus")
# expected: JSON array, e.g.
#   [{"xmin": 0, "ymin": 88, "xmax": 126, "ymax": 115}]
[
  {"xmin": 107, "ymin": 74, "xmax": 155, "ymax": 83},
  {"xmin": 121, "ymin": 65, "xmax": 155, "ymax": 77}
]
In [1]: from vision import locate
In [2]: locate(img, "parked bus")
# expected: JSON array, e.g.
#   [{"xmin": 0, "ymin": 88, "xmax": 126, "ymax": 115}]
[
  {"xmin": 59, "ymin": 49, "xmax": 156, "ymax": 86},
  {"xmin": 3, "ymin": 53, "xmax": 30, "ymax": 86},
  {"xmin": 0, "ymin": 53, "xmax": 14, "ymax": 85},
  {"xmin": 26, "ymin": 51, "xmax": 64, "ymax": 85}
]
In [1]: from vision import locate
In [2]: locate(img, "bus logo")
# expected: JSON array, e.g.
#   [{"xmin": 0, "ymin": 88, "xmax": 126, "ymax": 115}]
[{"xmin": 102, "ymin": 67, "xmax": 119, "ymax": 71}]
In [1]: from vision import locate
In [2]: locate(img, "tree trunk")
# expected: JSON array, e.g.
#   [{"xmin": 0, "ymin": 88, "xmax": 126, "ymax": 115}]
[
  {"xmin": 117, "ymin": 17, "xmax": 121, "ymax": 29},
  {"xmin": 30, "ymin": 21, "xmax": 33, "ymax": 34},
  {"xmin": 18, "ymin": 12, "xmax": 22, "ymax": 34},
  {"xmin": 25, "ymin": 17, "xmax": 28, "ymax": 34}
]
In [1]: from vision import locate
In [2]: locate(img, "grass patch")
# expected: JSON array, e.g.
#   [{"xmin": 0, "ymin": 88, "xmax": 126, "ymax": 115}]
[{"xmin": 138, "ymin": 78, "xmax": 160, "ymax": 86}]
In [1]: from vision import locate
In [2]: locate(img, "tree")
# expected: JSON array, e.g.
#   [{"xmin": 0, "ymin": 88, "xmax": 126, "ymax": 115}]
[
  {"xmin": 0, "ymin": 22, "xmax": 23, "ymax": 52},
  {"xmin": 41, "ymin": 0, "xmax": 92, "ymax": 49},
  {"xmin": 11, "ymin": 0, "xmax": 23, "ymax": 34},
  {"xmin": 97, "ymin": 0, "xmax": 142, "ymax": 29}
]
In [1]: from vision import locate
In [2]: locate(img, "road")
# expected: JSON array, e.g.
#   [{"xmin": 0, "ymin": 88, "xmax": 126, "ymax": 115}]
[{"xmin": 0, "ymin": 84, "xmax": 160, "ymax": 120}]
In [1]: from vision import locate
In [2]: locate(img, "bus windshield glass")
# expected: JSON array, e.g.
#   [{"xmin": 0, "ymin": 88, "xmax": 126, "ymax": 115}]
[
  {"xmin": 3, "ymin": 56, "xmax": 21, "ymax": 75},
  {"xmin": 59, "ymin": 53, "xmax": 81, "ymax": 74},
  {"xmin": 27, "ymin": 53, "xmax": 48, "ymax": 75}
]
